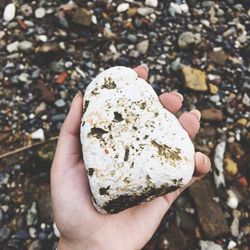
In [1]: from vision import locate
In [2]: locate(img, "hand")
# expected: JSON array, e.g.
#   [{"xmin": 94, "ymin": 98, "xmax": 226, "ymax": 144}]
[{"xmin": 50, "ymin": 65, "xmax": 211, "ymax": 250}]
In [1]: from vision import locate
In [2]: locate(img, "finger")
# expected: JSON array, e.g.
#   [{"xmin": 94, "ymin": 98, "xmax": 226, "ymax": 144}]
[
  {"xmin": 133, "ymin": 64, "xmax": 149, "ymax": 80},
  {"xmin": 159, "ymin": 92, "xmax": 183, "ymax": 113},
  {"xmin": 163, "ymin": 151, "xmax": 211, "ymax": 201},
  {"xmin": 178, "ymin": 110, "xmax": 201, "ymax": 139},
  {"xmin": 53, "ymin": 92, "xmax": 84, "ymax": 167}
]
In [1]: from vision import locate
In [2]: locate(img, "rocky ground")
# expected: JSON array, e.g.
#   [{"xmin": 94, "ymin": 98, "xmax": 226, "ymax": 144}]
[{"xmin": 0, "ymin": 0, "xmax": 249, "ymax": 249}]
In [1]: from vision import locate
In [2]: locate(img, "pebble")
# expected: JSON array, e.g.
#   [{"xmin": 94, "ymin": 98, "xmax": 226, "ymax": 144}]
[
  {"xmin": 31, "ymin": 129, "xmax": 45, "ymax": 141},
  {"xmin": 26, "ymin": 202, "xmax": 38, "ymax": 227},
  {"xmin": 29, "ymin": 227, "xmax": 37, "ymax": 238},
  {"xmin": 178, "ymin": 32, "xmax": 201, "ymax": 49},
  {"xmin": 137, "ymin": 7, "xmax": 154, "ymax": 16},
  {"xmin": 199, "ymin": 240, "xmax": 223, "ymax": 250},
  {"xmin": 242, "ymin": 93, "xmax": 250, "ymax": 106},
  {"xmin": 72, "ymin": 8, "xmax": 92, "ymax": 26},
  {"xmin": 7, "ymin": 41, "xmax": 19, "ymax": 53},
  {"xmin": 35, "ymin": 8, "xmax": 46, "ymax": 19},
  {"xmin": 169, "ymin": 3, "xmax": 182, "ymax": 17},
  {"xmin": 0, "ymin": 226, "xmax": 11, "ymax": 242},
  {"xmin": 20, "ymin": 4, "xmax": 33, "ymax": 17},
  {"xmin": 208, "ymin": 49, "xmax": 228, "ymax": 65},
  {"xmin": 35, "ymin": 102, "xmax": 46, "ymax": 114},
  {"xmin": 117, "ymin": 3, "xmax": 129, "ymax": 13},
  {"xmin": 136, "ymin": 40, "xmax": 149, "ymax": 54},
  {"xmin": 228, "ymin": 240, "xmax": 237, "ymax": 249},
  {"xmin": 28, "ymin": 240, "xmax": 42, "ymax": 250},
  {"xmin": 181, "ymin": 65, "xmax": 207, "ymax": 91},
  {"xmin": 127, "ymin": 34, "xmax": 138, "ymax": 43},
  {"xmin": 3, "ymin": 3, "xmax": 16, "ymax": 22},
  {"xmin": 18, "ymin": 73, "xmax": 30, "ymax": 83},
  {"xmin": 201, "ymin": 108, "xmax": 223, "ymax": 121},
  {"xmin": 227, "ymin": 190, "xmax": 239, "ymax": 209},
  {"xmin": 53, "ymin": 223, "xmax": 60, "ymax": 238},
  {"xmin": 225, "ymin": 158, "xmax": 238, "ymax": 175},
  {"xmin": 55, "ymin": 99, "xmax": 66, "ymax": 108},
  {"xmin": 145, "ymin": 0, "xmax": 158, "ymax": 8},
  {"xmin": 18, "ymin": 41, "xmax": 33, "ymax": 52}
]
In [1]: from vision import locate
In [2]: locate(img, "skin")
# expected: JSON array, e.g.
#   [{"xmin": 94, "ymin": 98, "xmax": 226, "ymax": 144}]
[{"xmin": 51, "ymin": 65, "xmax": 211, "ymax": 250}]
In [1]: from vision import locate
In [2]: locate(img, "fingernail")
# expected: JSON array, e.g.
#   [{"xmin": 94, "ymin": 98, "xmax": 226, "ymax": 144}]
[
  {"xmin": 140, "ymin": 64, "xmax": 149, "ymax": 72},
  {"xmin": 170, "ymin": 92, "xmax": 184, "ymax": 102},
  {"xmin": 72, "ymin": 91, "xmax": 83, "ymax": 102},
  {"xmin": 190, "ymin": 109, "xmax": 201, "ymax": 121}
]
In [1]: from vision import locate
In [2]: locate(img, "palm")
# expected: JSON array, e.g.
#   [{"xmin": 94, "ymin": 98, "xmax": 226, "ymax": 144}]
[{"xmin": 51, "ymin": 65, "xmax": 210, "ymax": 250}]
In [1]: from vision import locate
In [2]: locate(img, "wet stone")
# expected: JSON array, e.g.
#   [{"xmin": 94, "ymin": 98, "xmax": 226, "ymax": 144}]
[
  {"xmin": 72, "ymin": 8, "xmax": 92, "ymax": 26},
  {"xmin": 0, "ymin": 226, "xmax": 11, "ymax": 242},
  {"xmin": 189, "ymin": 178, "xmax": 230, "ymax": 239},
  {"xmin": 201, "ymin": 108, "xmax": 223, "ymax": 121},
  {"xmin": 181, "ymin": 66, "xmax": 207, "ymax": 91}
]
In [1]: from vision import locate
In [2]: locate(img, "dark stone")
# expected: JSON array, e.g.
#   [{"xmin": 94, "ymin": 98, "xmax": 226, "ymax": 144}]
[
  {"xmin": 0, "ymin": 226, "xmax": 11, "ymax": 242},
  {"xmin": 189, "ymin": 178, "xmax": 230, "ymax": 239}
]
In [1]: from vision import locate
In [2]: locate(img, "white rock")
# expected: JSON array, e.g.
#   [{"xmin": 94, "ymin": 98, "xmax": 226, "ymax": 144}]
[
  {"xmin": 18, "ymin": 40, "xmax": 33, "ymax": 52},
  {"xmin": 31, "ymin": 128, "xmax": 45, "ymax": 140},
  {"xmin": 213, "ymin": 136, "xmax": 226, "ymax": 188},
  {"xmin": 145, "ymin": 0, "xmax": 158, "ymax": 8},
  {"xmin": 81, "ymin": 66, "xmax": 195, "ymax": 213},
  {"xmin": 35, "ymin": 7, "xmax": 46, "ymax": 19},
  {"xmin": 117, "ymin": 3, "xmax": 129, "ymax": 13},
  {"xmin": 0, "ymin": 31, "xmax": 5, "ymax": 39},
  {"xmin": 137, "ymin": 7, "xmax": 154, "ymax": 16},
  {"xmin": 7, "ymin": 41, "xmax": 19, "ymax": 53},
  {"xmin": 228, "ymin": 240, "xmax": 237, "ymax": 249},
  {"xmin": 3, "ymin": 3, "xmax": 16, "ymax": 22},
  {"xmin": 53, "ymin": 223, "xmax": 61, "ymax": 238},
  {"xmin": 179, "ymin": 4, "xmax": 189, "ymax": 13},
  {"xmin": 169, "ymin": 2, "xmax": 182, "ymax": 17},
  {"xmin": 200, "ymin": 240, "xmax": 223, "ymax": 250},
  {"xmin": 227, "ymin": 189, "xmax": 239, "ymax": 209}
]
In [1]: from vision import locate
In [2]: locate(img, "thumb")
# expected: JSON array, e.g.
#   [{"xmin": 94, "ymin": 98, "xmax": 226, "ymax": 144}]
[{"xmin": 53, "ymin": 92, "xmax": 84, "ymax": 166}]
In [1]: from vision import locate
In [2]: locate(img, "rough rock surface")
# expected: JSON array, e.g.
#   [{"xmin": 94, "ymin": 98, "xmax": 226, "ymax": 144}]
[{"xmin": 81, "ymin": 66, "xmax": 195, "ymax": 213}]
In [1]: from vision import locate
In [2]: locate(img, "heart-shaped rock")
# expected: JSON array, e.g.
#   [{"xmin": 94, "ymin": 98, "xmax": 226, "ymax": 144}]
[{"xmin": 80, "ymin": 66, "xmax": 195, "ymax": 213}]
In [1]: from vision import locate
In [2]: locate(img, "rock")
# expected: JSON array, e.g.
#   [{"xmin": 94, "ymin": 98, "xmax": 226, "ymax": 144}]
[
  {"xmin": 199, "ymin": 240, "xmax": 223, "ymax": 250},
  {"xmin": 209, "ymin": 83, "xmax": 219, "ymax": 94},
  {"xmin": 169, "ymin": 3, "xmax": 182, "ymax": 17},
  {"xmin": 227, "ymin": 189, "xmax": 239, "ymax": 209},
  {"xmin": 214, "ymin": 136, "xmax": 226, "ymax": 188},
  {"xmin": 228, "ymin": 241, "xmax": 237, "ymax": 249},
  {"xmin": 81, "ymin": 66, "xmax": 195, "ymax": 213},
  {"xmin": 31, "ymin": 128, "xmax": 45, "ymax": 141},
  {"xmin": 7, "ymin": 41, "xmax": 19, "ymax": 53},
  {"xmin": 145, "ymin": 0, "xmax": 158, "ymax": 8},
  {"xmin": 53, "ymin": 223, "xmax": 60, "ymax": 238},
  {"xmin": 136, "ymin": 40, "xmax": 149, "ymax": 54},
  {"xmin": 26, "ymin": 202, "xmax": 38, "ymax": 226},
  {"xmin": 3, "ymin": 3, "xmax": 16, "ymax": 22},
  {"xmin": 35, "ymin": 7, "xmax": 46, "ymax": 19},
  {"xmin": 242, "ymin": 93, "xmax": 250, "ymax": 106},
  {"xmin": 208, "ymin": 49, "xmax": 228, "ymax": 65},
  {"xmin": 72, "ymin": 8, "xmax": 92, "ymax": 26},
  {"xmin": 181, "ymin": 66, "xmax": 207, "ymax": 91},
  {"xmin": 137, "ymin": 7, "xmax": 154, "ymax": 16},
  {"xmin": 0, "ymin": 226, "xmax": 11, "ymax": 242},
  {"xmin": 225, "ymin": 158, "xmax": 238, "ymax": 175},
  {"xmin": 127, "ymin": 34, "xmax": 138, "ymax": 43},
  {"xmin": 231, "ymin": 210, "xmax": 240, "ymax": 237},
  {"xmin": 20, "ymin": 4, "xmax": 33, "ymax": 17},
  {"xmin": 178, "ymin": 32, "xmax": 201, "ymax": 49},
  {"xmin": 29, "ymin": 227, "xmax": 37, "ymax": 238},
  {"xmin": 117, "ymin": 3, "xmax": 129, "ymax": 13},
  {"xmin": 18, "ymin": 41, "xmax": 33, "ymax": 52},
  {"xmin": 35, "ymin": 102, "xmax": 46, "ymax": 114},
  {"xmin": 28, "ymin": 240, "xmax": 42, "ymax": 250},
  {"xmin": 201, "ymin": 108, "xmax": 223, "ymax": 121},
  {"xmin": 189, "ymin": 178, "xmax": 230, "ymax": 239},
  {"xmin": 56, "ymin": 72, "xmax": 68, "ymax": 84},
  {"xmin": 165, "ymin": 224, "xmax": 188, "ymax": 249},
  {"xmin": 55, "ymin": 99, "xmax": 66, "ymax": 108},
  {"xmin": 171, "ymin": 58, "xmax": 182, "ymax": 72}
]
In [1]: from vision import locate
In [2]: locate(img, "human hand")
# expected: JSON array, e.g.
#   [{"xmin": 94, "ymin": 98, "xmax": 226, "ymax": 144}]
[{"xmin": 50, "ymin": 65, "xmax": 211, "ymax": 250}]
